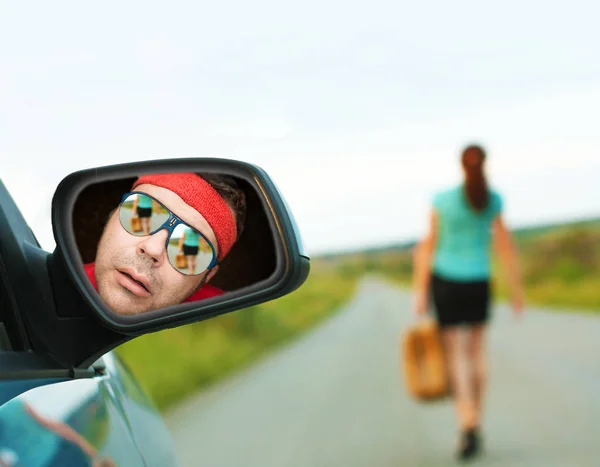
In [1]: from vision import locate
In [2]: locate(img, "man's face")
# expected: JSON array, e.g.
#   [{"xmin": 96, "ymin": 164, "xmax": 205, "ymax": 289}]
[{"xmin": 94, "ymin": 183, "xmax": 220, "ymax": 315}]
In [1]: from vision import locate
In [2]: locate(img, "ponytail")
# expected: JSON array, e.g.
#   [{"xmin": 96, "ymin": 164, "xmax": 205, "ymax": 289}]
[{"xmin": 461, "ymin": 145, "xmax": 489, "ymax": 212}]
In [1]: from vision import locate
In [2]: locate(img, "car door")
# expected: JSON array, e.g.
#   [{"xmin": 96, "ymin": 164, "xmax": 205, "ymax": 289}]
[{"xmin": 0, "ymin": 359, "xmax": 147, "ymax": 467}]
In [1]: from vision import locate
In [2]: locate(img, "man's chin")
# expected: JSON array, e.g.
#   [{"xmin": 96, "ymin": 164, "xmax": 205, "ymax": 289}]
[{"xmin": 98, "ymin": 287, "xmax": 155, "ymax": 315}]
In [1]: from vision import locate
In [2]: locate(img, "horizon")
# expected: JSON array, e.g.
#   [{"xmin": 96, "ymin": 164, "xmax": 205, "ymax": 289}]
[{"xmin": 311, "ymin": 212, "xmax": 600, "ymax": 258}]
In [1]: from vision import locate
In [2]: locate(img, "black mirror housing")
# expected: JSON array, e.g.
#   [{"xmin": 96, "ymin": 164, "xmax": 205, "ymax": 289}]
[{"xmin": 53, "ymin": 157, "xmax": 310, "ymax": 331}]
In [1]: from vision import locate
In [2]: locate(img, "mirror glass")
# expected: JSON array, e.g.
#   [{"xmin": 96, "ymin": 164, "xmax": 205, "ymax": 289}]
[{"xmin": 71, "ymin": 171, "xmax": 277, "ymax": 317}]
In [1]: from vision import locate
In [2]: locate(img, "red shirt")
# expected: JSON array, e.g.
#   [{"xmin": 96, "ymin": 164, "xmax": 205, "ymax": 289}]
[{"xmin": 83, "ymin": 263, "xmax": 224, "ymax": 303}]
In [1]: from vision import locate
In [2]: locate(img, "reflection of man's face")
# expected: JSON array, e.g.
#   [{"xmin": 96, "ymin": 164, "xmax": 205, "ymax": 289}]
[{"xmin": 95, "ymin": 183, "xmax": 220, "ymax": 315}]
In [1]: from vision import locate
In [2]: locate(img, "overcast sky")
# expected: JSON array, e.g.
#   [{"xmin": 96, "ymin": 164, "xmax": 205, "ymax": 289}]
[{"xmin": 2, "ymin": 1, "xmax": 599, "ymax": 256}]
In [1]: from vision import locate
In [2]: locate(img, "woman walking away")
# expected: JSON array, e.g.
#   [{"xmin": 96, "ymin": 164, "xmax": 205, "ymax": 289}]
[{"xmin": 412, "ymin": 143, "xmax": 525, "ymax": 461}]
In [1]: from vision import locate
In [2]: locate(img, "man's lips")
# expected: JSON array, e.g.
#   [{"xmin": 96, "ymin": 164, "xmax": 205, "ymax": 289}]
[{"xmin": 116, "ymin": 269, "xmax": 151, "ymax": 297}]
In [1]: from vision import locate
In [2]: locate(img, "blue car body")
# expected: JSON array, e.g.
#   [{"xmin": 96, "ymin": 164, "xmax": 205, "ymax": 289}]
[{"xmin": 0, "ymin": 352, "xmax": 178, "ymax": 467}]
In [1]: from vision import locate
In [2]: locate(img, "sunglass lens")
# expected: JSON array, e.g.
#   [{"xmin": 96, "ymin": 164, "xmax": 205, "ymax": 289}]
[
  {"xmin": 120, "ymin": 193, "xmax": 170, "ymax": 235},
  {"xmin": 168, "ymin": 223, "xmax": 216, "ymax": 275}
]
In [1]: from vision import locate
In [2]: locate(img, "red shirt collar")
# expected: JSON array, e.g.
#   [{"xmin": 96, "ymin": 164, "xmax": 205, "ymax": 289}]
[{"xmin": 83, "ymin": 263, "xmax": 224, "ymax": 303}]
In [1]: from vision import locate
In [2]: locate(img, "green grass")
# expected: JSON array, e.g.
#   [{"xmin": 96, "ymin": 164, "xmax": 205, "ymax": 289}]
[
  {"xmin": 116, "ymin": 262, "xmax": 358, "ymax": 412},
  {"xmin": 493, "ymin": 225, "xmax": 600, "ymax": 311}
]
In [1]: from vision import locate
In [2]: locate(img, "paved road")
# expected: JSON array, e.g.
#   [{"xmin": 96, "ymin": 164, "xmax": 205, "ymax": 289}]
[{"xmin": 165, "ymin": 277, "xmax": 600, "ymax": 467}]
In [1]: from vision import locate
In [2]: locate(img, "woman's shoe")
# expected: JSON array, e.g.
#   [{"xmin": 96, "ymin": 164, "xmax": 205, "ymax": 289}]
[{"xmin": 456, "ymin": 427, "xmax": 481, "ymax": 461}]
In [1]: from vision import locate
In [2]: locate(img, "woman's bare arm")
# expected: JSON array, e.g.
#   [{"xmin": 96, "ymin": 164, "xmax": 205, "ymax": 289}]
[
  {"xmin": 412, "ymin": 210, "xmax": 438, "ymax": 308},
  {"xmin": 492, "ymin": 215, "xmax": 525, "ymax": 311}
]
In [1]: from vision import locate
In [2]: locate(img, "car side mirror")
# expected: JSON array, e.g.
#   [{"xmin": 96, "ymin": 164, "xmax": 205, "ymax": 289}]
[
  {"xmin": 0, "ymin": 158, "xmax": 309, "ymax": 371},
  {"xmin": 52, "ymin": 158, "xmax": 310, "ymax": 334}
]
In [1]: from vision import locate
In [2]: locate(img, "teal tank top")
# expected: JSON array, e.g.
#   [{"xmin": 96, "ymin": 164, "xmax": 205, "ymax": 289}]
[
  {"xmin": 183, "ymin": 227, "xmax": 200, "ymax": 247},
  {"xmin": 137, "ymin": 194, "xmax": 153, "ymax": 209},
  {"xmin": 432, "ymin": 185, "xmax": 503, "ymax": 281}
]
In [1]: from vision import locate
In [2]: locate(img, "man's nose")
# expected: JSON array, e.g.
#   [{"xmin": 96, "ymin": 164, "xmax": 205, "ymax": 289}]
[{"xmin": 136, "ymin": 229, "xmax": 169, "ymax": 265}]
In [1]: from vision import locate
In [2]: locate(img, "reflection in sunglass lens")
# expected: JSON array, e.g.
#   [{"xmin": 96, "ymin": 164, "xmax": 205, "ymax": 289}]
[
  {"xmin": 168, "ymin": 224, "xmax": 216, "ymax": 276},
  {"xmin": 119, "ymin": 193, "xmax": 170, "ymax": 235}
]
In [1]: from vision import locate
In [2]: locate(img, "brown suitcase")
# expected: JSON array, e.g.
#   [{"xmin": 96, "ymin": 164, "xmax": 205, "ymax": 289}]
[
  {"xmin": 175, "ymin": 253, "xmax": 187, "ymax": 269},
  {"xmin": 401, "ymin": 317, "xmax": 450, "ymax": 401},
  {"xmin": 130, "ymin": 216, "xmax": 142, "ymax": 233}
]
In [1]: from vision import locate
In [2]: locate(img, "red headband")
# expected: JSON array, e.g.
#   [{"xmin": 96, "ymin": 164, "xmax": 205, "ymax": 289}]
[{"xmin": 131, "ymin": 173, "xmax": 237, "ymax": 261}]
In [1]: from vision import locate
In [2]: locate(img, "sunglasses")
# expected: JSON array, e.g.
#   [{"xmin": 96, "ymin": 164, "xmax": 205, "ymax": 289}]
[{"xmin": 118, "ymin": 191, "xmax": 218, "ymax": 276}]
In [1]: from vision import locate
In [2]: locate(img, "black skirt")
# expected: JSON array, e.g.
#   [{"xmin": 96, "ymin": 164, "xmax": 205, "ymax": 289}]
[
  {"xmin": 430, "ymin": 273, "xmax": 491, "ymax": 328},
  {"xmin": 182, "ymin": 244, "xmax": 199, "ymax": 256},
  {"xmin": 136, "ymin": 207, "xmax": 152, "ymax": 218}
]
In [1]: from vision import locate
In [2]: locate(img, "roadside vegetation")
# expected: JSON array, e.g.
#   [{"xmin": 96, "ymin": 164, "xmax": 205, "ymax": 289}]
[{"xmin": 117, "ymin": 218, "xmax": 599, "ymax": 411}]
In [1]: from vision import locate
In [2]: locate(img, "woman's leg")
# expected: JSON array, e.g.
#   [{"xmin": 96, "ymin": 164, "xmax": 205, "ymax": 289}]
[
  {"xmin": 441, "ymin": 327, "xmax": 476, "ymax": 431},
  {"xmin": 142, "ymin": 217, "xmax": 151, "ymax": 235},
  {"xmin": 467, "ymin": 324, "xmax": 487, "ymax": 425},
  {"xmin": 186, "ymin": 255, "xmax": 196, "ymax": 275}
]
